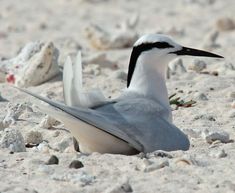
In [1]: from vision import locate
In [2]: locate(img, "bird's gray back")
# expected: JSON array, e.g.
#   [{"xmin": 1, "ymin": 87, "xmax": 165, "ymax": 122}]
[{"xmin": 94, "ymin": 97, "xmax": 189, "ymax": 152}]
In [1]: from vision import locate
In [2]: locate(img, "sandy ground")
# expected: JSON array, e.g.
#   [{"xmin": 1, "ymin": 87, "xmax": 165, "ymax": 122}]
[{"xmin": 0, "ymin": 0, "xmax": 235, "ymax": 192}]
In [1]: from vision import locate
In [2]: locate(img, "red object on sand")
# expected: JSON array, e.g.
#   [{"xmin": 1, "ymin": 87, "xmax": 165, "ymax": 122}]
[{"xmin": 6, "ymin": 74, "xmax": 15, "ymax": 84}]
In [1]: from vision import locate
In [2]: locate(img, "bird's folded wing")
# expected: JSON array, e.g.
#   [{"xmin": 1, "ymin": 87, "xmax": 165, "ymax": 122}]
[
  {"xmin": 96, "ymin": 98, "xmax": 190, "ymax": 152},
  {"xmin": 15, "ymin": 87, "xmax": 143, "ymax": 151},
  {"xmin": 63, "ymin": 52, "xmax": 107, "ymax": 108}
]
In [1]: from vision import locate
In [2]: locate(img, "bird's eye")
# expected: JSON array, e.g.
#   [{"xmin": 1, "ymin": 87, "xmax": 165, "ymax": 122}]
[{"xmin": 153, "ymin": 42, "xmax": 174, "ymax": 49}]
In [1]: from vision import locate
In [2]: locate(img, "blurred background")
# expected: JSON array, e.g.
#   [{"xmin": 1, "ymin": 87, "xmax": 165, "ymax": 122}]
[{"xmin": 0, "ymin": 0, "xmax": 234, "ymax": 65}]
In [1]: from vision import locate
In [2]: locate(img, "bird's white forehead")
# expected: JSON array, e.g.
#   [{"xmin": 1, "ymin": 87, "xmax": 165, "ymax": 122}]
[{"xmin": 134, "ymin": 34, "xmax": 177, "ymax": 47}]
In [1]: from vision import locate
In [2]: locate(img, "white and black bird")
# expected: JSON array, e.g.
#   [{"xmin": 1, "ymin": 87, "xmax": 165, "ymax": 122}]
[{"xmin": 16, "ymin": 34, "xmax": 223, "ymax": 155}]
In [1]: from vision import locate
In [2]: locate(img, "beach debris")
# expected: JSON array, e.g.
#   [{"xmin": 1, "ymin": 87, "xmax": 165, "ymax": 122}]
[
  {"xmin": 166, "ymin": 26, "xmax": 185, "ymax": 36},
  {"xmin": 136, "ymin": 158, "xmax": 169, "ymax": 172},
  {"xmin": 193, "ymin": 114, "xmax": 216, "ymax": 121},
  {"xmin": 216, "ymin": 17, "xmax": 235, "ymax": 31},
  {"xmin": 105, "ymin": 179, "xmax": 133, "ymax": 193},
  {"xmin": 84, "ymin": 23, "xmax": 138, "ymax": 50},
  {"xmin": 189, "ymin": 59, "xmax": 207, "ymax": 72},
  {"xmin": 201, "ymin": 129, "xmax": 230, "ymax": 144},
  {"xmin": 52, "ymin": 130, "xmax": 60, "ymax": 137},
  {"xmin": 16, "ymin": 42, "xmax": 60, "ymax": 87},
  {"xmin": 0, "ymin": 69, "xmax": 6, "ymax": 82},
  {"xmin": 0, "ymin": 41, "xmax": 60, "ymax": 87},
  {"xmin": 46, "ymin": 155, "xmax": 59, "ymax": 165},
  {"xmin": 184, "ymin": 0, "xmax": 216, "ymax": 6},
  {"xmin": 69, "ymin": 160, "xmax": 84, "ymax": 169},
  {"xmin": 33, "ymin": 141, "xmax": 50, "ymax": 153},
  {"xmin": 25, "ymin": 130, "xmax": 43, "ymax": 144},
  {"xmin": 193, "ymin": 92, "xmax": 208, "ymax": 101},
  {"xmin": 228, "ymin": 110, "xmax": 235, "ymax": 118},
  {"xmin": 6, "ymin": 73, "xmax": 15, "ymax": 84},
  {"xmin": 152, "ymin": 150, "xmax": 173, "ymax": 159},
  {"xmin": 228, "ymin": 91, "xmax": 235, "ymax": 99},
  {"xmin": 209, "ymin": 149, "xmax": 227, "ymax": 158},
  {"xmin": 83, "ymin": 53, "xmax": 117, "ymax": 69},
  {"xmin": 0, "ymin": 41, "xmax": 43, "ymax": 75},
  {"xmin": 51, "ymin": 171, "xmax": 95, "ymax": 185},
  {"xmin": 39, "ymin": 115, "xmax": 60, "ymax": 129},
  {"xmin": 175, "ymin": 158, "xmax": 192, "ymax": 166},
  {"xmin": 53, "ymin": 137, "xmax": 73, "ymax": 152},
  {"xmin": 118, "ymin": 13, "xmax": 139, "ymax": 31},
  {"xmin": 111, "ymin": 70, "xmax": 127, "ymax": 81},
  {"xmin": 216, "ymin": 62, "xmax": 235, "ymax": 76},
  {"xmin": 231, "ymin": 101, "xmax": 235, "ymax": 109},
  {"xmin": 0, "ymin": 91, "xmax": 7, "ymax": 102},
  {"xmin": 73, "ymin": 137, "xmax": 80, "ymax": 152},
  {"xmin": 0, "ymin": 128, "xmax": 26, "ymax": 152},
  {"xmin": 169, "ymin": 93, "xmax": 196, "ymax": 108},
  {"xmin": 202, "ymin": 30, "xmax": 220, "ymax": 50},
  {"xmin": 174, "ymin": 154, "xmax": 199, "ymax": 166},
  {"xmin": 168, "ymin": 58, "xmax": 187, "ymax": 78},
  {"xmin": 143, "ymin": 160, "xmax": 169, "ymax": 172},
  {"xmin": 1, "ymin": 103, "xmax": 28, "ymax": 129},
  {"xmin": 83, "ymin": 64, "xmax": 101, "ymax": 76}
]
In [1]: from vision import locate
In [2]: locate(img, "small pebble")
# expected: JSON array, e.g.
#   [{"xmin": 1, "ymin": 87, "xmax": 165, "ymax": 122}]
[
  {"xmin": 46, "ymin": 155, "xmax": 59, "ymax": 165},
  {"xmin": 69, "ymin": 160, "xmax": 84, "ymax": 169}
]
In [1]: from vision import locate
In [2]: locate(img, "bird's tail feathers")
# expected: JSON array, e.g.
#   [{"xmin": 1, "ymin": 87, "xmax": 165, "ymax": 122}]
[{"xmin": 63, "ymin": 51, "xmax": 107, "ymax": 108}]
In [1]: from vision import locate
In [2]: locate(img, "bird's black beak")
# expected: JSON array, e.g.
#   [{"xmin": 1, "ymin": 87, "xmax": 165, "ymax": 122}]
[{"xmin": 172, "ymin": 47, "xmax": 224, "ymax": 58}]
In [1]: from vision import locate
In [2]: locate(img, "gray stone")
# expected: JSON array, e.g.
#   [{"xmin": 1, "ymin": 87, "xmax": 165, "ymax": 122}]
[
  {"xmin": 46, "ymin": 155, "xmax": 59, "ymax": 165},
  {"xmin": 201, "ymin": 129, "xmax": 230, "ymax": 144},
  {"xmin": 69, "ymin": 160, "xmax": 84, "ymax": 169},
  {"xmin": 0, "ymin": 128, "xmax": 26, "ymax": 152}
]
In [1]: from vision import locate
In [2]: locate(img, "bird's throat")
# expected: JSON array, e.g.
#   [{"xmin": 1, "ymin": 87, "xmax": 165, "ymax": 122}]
[{"xmin": 127, "ymin": 55, "xmax": 171, "ymax": 113}]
